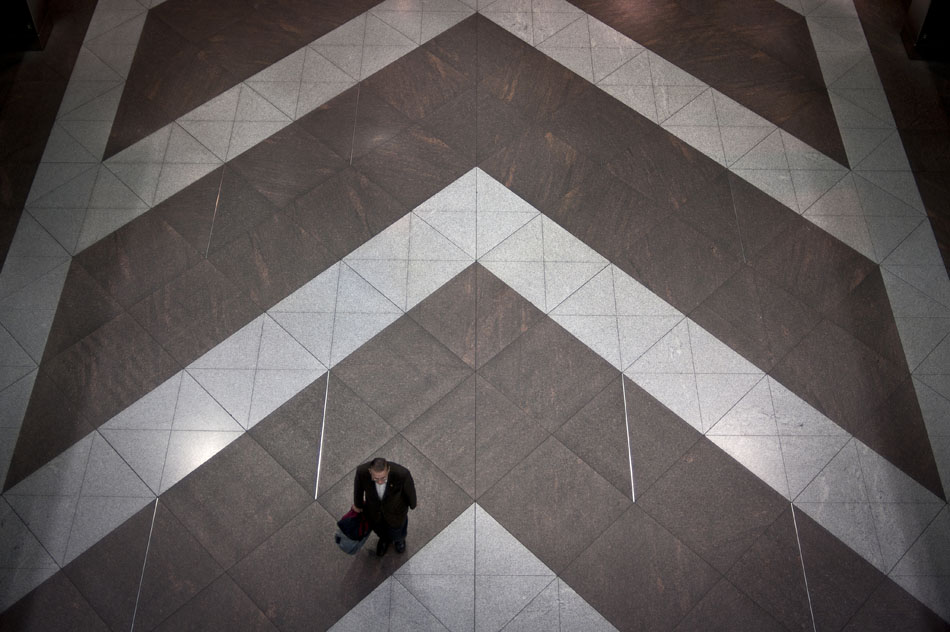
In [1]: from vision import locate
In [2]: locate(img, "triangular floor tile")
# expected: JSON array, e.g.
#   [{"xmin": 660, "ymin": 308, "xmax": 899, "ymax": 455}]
[{"xmin": 159, "ymin": 430, "xmax": 243, "ymax": 493}]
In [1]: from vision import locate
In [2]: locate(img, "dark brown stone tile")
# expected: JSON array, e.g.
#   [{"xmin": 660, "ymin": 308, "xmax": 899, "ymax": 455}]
[
  {"xmin": 674, "ymin": 174, "xmax": 744, "ymax": 259},
  {"xmin": 770, "ymin": 319, "xmax": 907, "ymax": 438},
  {"xmin": 362, "ymin": 46, "xmax": 471, "ymax": 122},
  {"xmin": 691, "ymin": 265, "xmax": 821, "ymax": 372},
  {"xmin": 129, "ymin": 260, "xmax": 259, "ymax": 366},
  {"xmin": 842, "ymin": 577, "xmax": 950, "ymax": 632},
  {"xmin": 199, "ymin": 12, "xmax": 335, "ymax": 84},
  {"xmin": 75, "ymin": 212, "xmax": 203, "ymax": 310},
  {"xmin": 229, "ymin": 502, "xmax": 384, "ymax": 632},
  {"xmin": 228, "ymin": 122, "xmax": 347, "ymax": 210},
  {"xmin": 547, "ymin": 169, "xmax": 672, "ymax": 266},
  {"xmin": 354, "ymin": 123, "xmax": 472, "ymax": 210},
  {"xmin": 479, "ymin": 436, "xmax": 631, "ymax": 574},
  {"xmin": 863, "ymin": 379, "xmax": 946, "ymax": 500},
  {"xmin": 407, "ymin": 264, "xmax": 545, "ymax": 370},
  {"xmin": 313, "ymin": 374, "xmax": 396, "ymax": 498},
  {"xmin": 104, "ymin": 86, "xmax": 180, "ymax": 161},
  {"xmin": 0, "ymin": 81, "xmax": 66, "ymax": 162},
  {"xmin": 292, "ymin": 166, "xmax": 407, "ymax": 261},
  {"xmin": 637, "ymin": 438, "xmax": 788, "ymax": 574},
  {"xmin": 472, "ymin": 375, "xmax": 549, "ymax": 498},
  {"xmin": 151, "ymin": 0, "xmax": 253, "ymax": 46},
  {"xmin": 2, "ymin": 371, "xmax": 95, "ymax": 491},
  {"xmin": 347, "ymin": 87, "xmax": 412, "ymax": 161},
  {"xmin": 41, "ymin": 261, "xmax": 124, "ymax": 362},
  {"xmin": 422, "ymin": 14, "xmax": 477, "ymax": 83},
  {"xmin": 673, "ymin": 578, "xmax": 787, "ymax": 632},
  {"xmin": 752, "ymin": 220, "xmax": 877, "ymax": 317},
  {"xmin": 208, "ymin": 212, "xmax": 337, "ymax": 310},
  {"xmin": 794, "ymin": 506, "xmax": 885, "ymax": 632},
  {"xmin": 402, "ymin": 373, "xmax": 476, "ymax": 497},
  {"xmin": 726, "ymin": 508, "xmax": 813, "ymax": 632},
  {"xmin": 420, "ymin": 88, "xmax": 477, "ymax": 164},
  {"xmin": 63, "ymin": 501, "xmax": 154, "ymax": 632},
  {"xmin": 0, "ymin": 572, "xmax": 109, "ymax": 632},
  {"xmin": 622, "ymin": 214, "xmax": 743, "ymax": 314},
  {"xmin": 561, "ymin": 504, "xmax": 720, "ymax": 632},
  {"xmin": 150, "ymin": 166, "xmax": 224, "ymax": 256},
  {"xmin": 249, "ymin": 374, "xmax": 328, "ymax": 494},
  {"xmin": 479, "ymin": 125, "xmax": 598, "ymax": 218},
  {"xmin": 295, "ymin": 86, "xmax": 359, "ymax": 163},
  {"xmin": 472, "ymin": 90, "xmax": 530, "ymax": 164},
  {"xmin": 550, "ymin": 86, "xmax": 658, "ymax": 165},
  {"xmin": 134, "ymin": 501, "xmax": 224, "ymax": 632},
  {"xmin": 478, "ymin": 317, "xmax": 617, "ymax": 432},
  {"xmin": 106, "ymin": 17, "xmax": 238, "ymax": 158},
  {"xmin": 202, "ymin": 168, "xmax": 280, "ymax": 256},
  {"xmin": 44, "ymin": 312, "xmax": 180, "ymax": 429},
  {"xmin": 152, "ymin": 574, "xmax": 278, "ymax": 632},
  {"xmin": 779, "ymin": 89, "xmax": 850, "ymax": 168},
  {"xmin": 606, "ymin": 127, "xmax": 722, "ymax": 211},
  {"xmin": 556, "ymin": 377, "xmax": 632, "ymax": 499},
  {"xmin": 479, "ymin": 41, "xmax": 591, "ymax": 124},
  {"xmin": 332, "ymin": 315, "xmax": 473, "ymax": 431},
  {"xmin": 728, "ymin": 172, "xmax": 798, "ymax": 261},
  {"xmin": 161, "ymin": 435, "xmax": 312, "ymax": 570},
  {"xmin": 825, "ymin": 268, "xmax": 908, "ymax": 368},
  {"xmin": 623, "ymin": 376, "xmax": 702, "ymax": 499}
]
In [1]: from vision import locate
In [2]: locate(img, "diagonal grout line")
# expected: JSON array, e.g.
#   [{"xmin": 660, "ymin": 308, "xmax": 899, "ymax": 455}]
[
  {"xmin": 128, "ymin": 498, "xmax": 159, "ymax": 632},
  {"xmin": 790, "ymin": 504, "xmax": 820, "ymax": 632}
]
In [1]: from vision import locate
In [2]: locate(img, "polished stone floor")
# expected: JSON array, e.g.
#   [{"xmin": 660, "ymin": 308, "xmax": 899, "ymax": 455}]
[{"xmin": 1, "ymin": 0, "xmax": 950, "ymax": 630}]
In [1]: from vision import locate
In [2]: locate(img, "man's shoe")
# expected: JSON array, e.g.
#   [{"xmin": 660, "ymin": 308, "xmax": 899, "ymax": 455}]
[
  {"xmin": 395, "ymin": 540, "xmax": 406, "ymax": 554},
  {"xmin": 376, "ymin": 539, "xmax": 389, "ymax": 557}
]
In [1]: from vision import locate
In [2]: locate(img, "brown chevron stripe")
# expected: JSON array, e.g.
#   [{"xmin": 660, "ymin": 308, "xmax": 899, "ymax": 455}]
[
  {"xmin": 567, "ymin": 0, "xmax": 850, "ymax": 167},
  {"xmin": 102, "ymin": 0, "xmax": 384, "ymax": 159}
]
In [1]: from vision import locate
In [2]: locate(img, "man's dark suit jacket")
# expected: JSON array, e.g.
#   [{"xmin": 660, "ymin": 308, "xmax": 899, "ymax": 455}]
[{"xmin": 353, "ymin": 461, "xmax": 417, "ymax": 527}]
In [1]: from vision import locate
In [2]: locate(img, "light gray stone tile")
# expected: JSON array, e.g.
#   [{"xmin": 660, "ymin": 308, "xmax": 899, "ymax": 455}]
[
  {"xmin": 544, "ymin": 261, "xmax": 607, "ymax": 312},
  {"xmin": 551, "ymin": 266, "xmax": 615, "ymax": 316},
  {"xmin": 871, "ymin": 502, "xmax": 943, "ymax": 573},
  {"xmin": 855, "ymin": 442, "xmax": 943, "ymax": 504},
  {"xmin": 549, "ymin": 314, "xmax": 621, "ymax": 369},
  {"xmin": 0, "ymin": 370, "xmax": 36, "ymax": 429},
  {"xmin": 329, "ymin": 312, "xmax": 401, "ymax": 367},
  {"xmin": 663, "ymin": 125, "xmax": 726, "ymax": 165},
  {"xmin": 475, "ymin": 575, "xmax": 553, "ymax": 632},
  {"xmin": 709, "ymin": 435, "xmax": 790, "ymax": 499},
  {"xmin": 407, "ymin": 259, "xmax": 471, "ymax": 310},
  {"xmin": 172, "ymin": 373, "xmax": 244, "ymax": 432},
  {"xmin": 732, "ymin": 129, "xmax": 789, "ymax": 171},
  {"xmin": 0, "ymin": 499, "xmax": 58, "ymax": 571},
  {"xmin": 884, "ymin": 220, "xmax": 945, "ymax": 267},
  {"xmin": 731, "ymin": 168, "xmax": 798, "ymax": 212},
  {"xmin": 706, "ymin": 376, "xmax": 776, "ymax": 436},
  {"xmin": 336, "ymin": 263, "xmax": 403, "ymax": 314},
  {"xmin": 481, "ymin": 216, "xmax": 543, "ymax": 262},
  {"xmin": 329, "ymin": 578, "xmax": 393, "ymax": 631},
  {"xmin": 5, "ymin": 493, "xmax": 78, "ymax": 565},
  {"xmin": 226, "ymin": 120, "xmax": 289, "ymax": 160},
  {"xmin": 0, "ymin": 565, "xmax": 58, "ymax": 613},
  {"xmin": 397, "ymin": 504, "xmax": 475, "ymax": 576},
  {"xmin": 0, "ymin": 306, "xmax": 55, "ymax": 364},
  {"xmin": 391, "ymin": 578, "xmax": 450, "ymax": 632},
  {"xmin": 347, "ymin": 215, "xmax": 410, "ymax": 261},
  {"xmin": 629, "ymin": 320, "xmax": 693, "ymax": 374},
  {"xmin": 410, "ymin": 214, "xmax": 472, "ymax": 261},
  {"xmin": 647, "ymin": 51, "xmax": 704, "ymax": 86},
  {"xmin": 187, "ymin": 368, "xmax": 255, "ymax": 428},
  {"xmin": 782, "ymin": 434, "xmax": 851, "ymax": 499},
  {"xmin": 806, "ymin": 214, "xmax": 875, "ymax": 260},
  {"xmin": 721, "ymin": 126, "xmax": 779, "ymax": 166},
  {"xmin": 797, "ymin": 439, "xmax": 868, "ymax": 503},
  {"xmin": 502, "ymin": 578, "xmax": 558, "ymax": 631},
  {"xmin": 346, "ymin": 258, "xmax": 409, "ymax": 310},
  {"xmin": 63, "ymin": 495, "xmax": 153, "ymax": 564},
  {"xmin": 99, "ymin": 427, "xmax": 171, "ymax": 495},
  {"xmin": 398, "ymin": 574, "xmax": 474, "ymax": 632},
  {"xmin": 159, "ymin": 430, "xmax": 243, "ymax": 493},
  {"xmin": 617, "ymin": 314, "xmax": 684, "ymax": 369},
  {"xmin": 538, "ymin": 46, "xmax": 593, "ymax": 81},
  {"xmin": 599, "ymin": 52, "xmax": 652, "ymax": 86},
  {"xmin": 885, "ymin": 264, "xmax": 950, "ymax": 311},
  {"xmin": 698, "ymin": 373, "xmax": 767, "ymax": 434},
  {"xmin": 5, "ymin": 434, "xmax": 94, "ymax": 497},
  {"xmin": 479, "ymin": 260, "xmax": 545, "ymax": 312},
  {"xmin": 687, "ymin": 320, "xmax": 761, "ymax": 375},
  {"xmin": 258, "ymin": 316, "xmax": 324, "ymax": 371},
  {"xmin": 101, "ymin": 372, "xmax": 181, "ymax": 431},
  {"xmin": 475, "ymin": 505, "xmax": 554, "ymax": 577},
  {"xmin": 75, "ymin": 206, "xmax": 150, "ymax": 253},
  {"xmin": 916, "ymin": 333, "xmax": 950, "ymax": 376},
  {"xmin": 654, "ymin": 85, "xmax": 705, "ymax": 123},
  {"xmin": 481, "ymin": 12, "xmax": 533, "ymax": 45},
  {"xmin": 190, "ymin": 317, "xmax": 263, "ymax": 370},
  {"xmin": 421, "ymin": 10, "xmax": 474, "ymax": 43},
  {"xmin": 890, "ymin": 505, "xmax": 950, "ymax": 577},
  {"xmin": 415, "ymin": 209, "xmax": 476, "ymax": 258},
  {"xmin": 268, "ymin": 311, "xmax": 335, "ymax": 368},
  {"xmin": 557, "ymin": 580, "xmax": 618, "ymax": 631},
  {"xmin": 625, "ymin": 372, "xmax": 702, "ymax": 432},
  {"xmin": 248, "ymin": 368, "xmax": 325, "ymax": 428},
  {"xmin": 271, "ymin": 264, "xmax": 340, "ymax": 313},
  {"xmin": 795, "ymin": 501, "xmax": 885, "ymax": 570},
  {"xmin": 769, "ymin": 378, "xmax": 848, "ymax": 436},
  {"xmin": 79, "ymin": 432, "xmax": 153, "ymax": 498},
  {"xmin": 83, "ymin": 12, "xmax": 145, "ymax": 78},
  {"xmin": 792, "ymin": 169, "xmax": 849, "ymax": 213}
]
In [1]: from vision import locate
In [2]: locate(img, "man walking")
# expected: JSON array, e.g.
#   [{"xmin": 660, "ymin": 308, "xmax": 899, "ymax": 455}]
[{"xmin": 352, "ymin": 457, "xmax": 417, "ymax": 556}]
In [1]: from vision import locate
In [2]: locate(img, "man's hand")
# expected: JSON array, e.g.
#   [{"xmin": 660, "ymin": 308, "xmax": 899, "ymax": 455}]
[{"xmin": 351, "ymin": 505, "xmax": 362, "ymax": 513}]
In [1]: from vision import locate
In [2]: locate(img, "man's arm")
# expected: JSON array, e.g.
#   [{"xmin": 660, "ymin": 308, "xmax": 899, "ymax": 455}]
[
  {"xmin": 404, "ymin": 471, "xmax": 417, "ymax": 510},
  {"xmin": 352, "ymin": 468, "xmax": 364, "ymax": 512}
]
